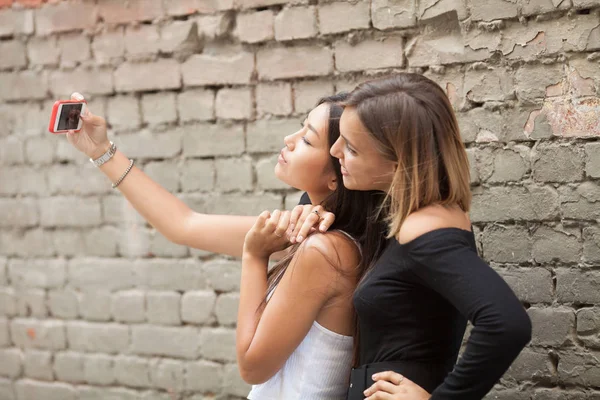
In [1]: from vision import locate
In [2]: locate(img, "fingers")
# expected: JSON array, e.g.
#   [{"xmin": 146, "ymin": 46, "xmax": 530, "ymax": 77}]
[
  {"xmin": 372, "ymin": 372, "xmax": 405, "ymax": 386},
  {"xmin": 255, "ymin": 210, "xmax": 271, "ymax": 227},
  {"xmin": 365, "ymin": 391, "xmax": 394, "ymax": 400},
  {"xmin": 296, "ymin": 205, "xmax": 324, "ymax": 243},
  {"xmin": 288, "ymin": 205, "xmax": 305, "ymax": 235},
  {"xmin": 275, "ymin": 210, "xmax": 291, "ymax": 238},
  {"xmin": 364, "ymin": 379, "xmax": 400, "ymax": 397},
  {"xmin": 265, "ymin": 209, "xmax": 281, "ymax": 234},
  {"xmin": 71, "ymin": 92, "xmax": 85, "ymax": 101},
  {"xmin": 290, "ymin": 205, "xmax": 312, "ymax": 243},
  {"xmin": 318, "ymin": 211, "xmax": 335, "ymax": 232}
]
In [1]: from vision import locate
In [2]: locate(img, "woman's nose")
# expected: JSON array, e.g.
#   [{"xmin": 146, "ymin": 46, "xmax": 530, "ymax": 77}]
[{"xmin": 330, "ymin": 137, "xmax": 342, "ymax": 158}]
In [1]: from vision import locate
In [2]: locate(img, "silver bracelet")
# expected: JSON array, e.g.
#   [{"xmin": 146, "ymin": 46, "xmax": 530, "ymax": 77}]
[
  {"xmin": 90, "ymin": 141, "xmax": 116, "ymax": 167},
  {"xmin": 112, "ymin": 159, "xmax": 135, "ymax": 189}
]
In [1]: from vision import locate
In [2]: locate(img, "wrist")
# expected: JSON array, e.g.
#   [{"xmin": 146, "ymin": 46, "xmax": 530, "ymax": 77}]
[
  {"xmin": 242, "ymin": 251, "xmax": 269, "ymax": 264},
  {"xmin": 89, "ymin": 141, "xmax": 112, "ymax": 160}
]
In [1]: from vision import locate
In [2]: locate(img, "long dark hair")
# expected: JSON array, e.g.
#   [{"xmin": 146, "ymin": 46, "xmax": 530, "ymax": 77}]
[{"xmin": 260, "ymin": 93, "xmax": 388, "ymax": 366}]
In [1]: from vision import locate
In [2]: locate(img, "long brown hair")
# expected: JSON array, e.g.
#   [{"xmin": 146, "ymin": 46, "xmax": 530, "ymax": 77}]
[
  {"xmin": 344, "ymin": 73, "xmax": 472, "ymax": 238},
  {"xmin": 261, "ymin": 93, "xmax": 388, "ymax": 366}
]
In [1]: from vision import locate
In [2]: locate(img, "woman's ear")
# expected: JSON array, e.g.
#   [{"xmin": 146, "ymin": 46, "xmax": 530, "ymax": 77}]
[{"xmin": 328, "ymin": 177, "xmax": 338, "ymax": 191}]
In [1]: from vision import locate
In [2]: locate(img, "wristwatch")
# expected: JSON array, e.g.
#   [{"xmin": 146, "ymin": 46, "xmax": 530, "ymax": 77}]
[{"xmin": 90, "ymin": 141, "xmax": 116, "ymax": 167}]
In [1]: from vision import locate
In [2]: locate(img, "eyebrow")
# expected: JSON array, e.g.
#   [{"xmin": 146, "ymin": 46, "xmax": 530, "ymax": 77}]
[
  {"xmin": 306, "ymin": 123, "xmax": 320, "ymax": 138},
  {"xmin": 340, "ymin": 134, "xmax": 356, "ymax": 149}
]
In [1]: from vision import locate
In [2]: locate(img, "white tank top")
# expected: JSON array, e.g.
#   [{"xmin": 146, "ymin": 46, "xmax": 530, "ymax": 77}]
[
  {"xmin": 247, "ymin": 230, "xmax": 358, "ymax": 400},
  {"xmin": 247, "ymin": 320, "xmax": 353, "ymax": 400}
]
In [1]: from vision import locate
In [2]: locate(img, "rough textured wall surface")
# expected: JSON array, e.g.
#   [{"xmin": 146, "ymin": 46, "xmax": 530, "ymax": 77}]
[{"xmin": 0, "ymin": 0, "xmax": 600, "ymax": 399}]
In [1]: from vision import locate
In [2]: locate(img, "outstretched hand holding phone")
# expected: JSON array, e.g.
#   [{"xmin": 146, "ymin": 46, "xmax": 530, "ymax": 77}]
[{"xmin": 64, "ymin": 92, "xmax": 112, "ymax": 160}]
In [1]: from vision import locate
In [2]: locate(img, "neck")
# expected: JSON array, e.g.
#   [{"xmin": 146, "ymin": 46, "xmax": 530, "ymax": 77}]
[{"xmin": 306, "ymin": 190, "xmax": 330, "ymax": 206}]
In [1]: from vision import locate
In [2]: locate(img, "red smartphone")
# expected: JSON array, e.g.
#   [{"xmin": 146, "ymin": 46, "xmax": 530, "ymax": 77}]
[{"xmin": 48, "ymin": 100, "xmax": 87, "ymax": 134}]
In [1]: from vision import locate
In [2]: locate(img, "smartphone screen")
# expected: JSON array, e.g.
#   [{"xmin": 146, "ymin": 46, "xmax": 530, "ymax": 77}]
[{"xmin": 57, "ymin": 103, "xmax": 84, "ymax": 131}]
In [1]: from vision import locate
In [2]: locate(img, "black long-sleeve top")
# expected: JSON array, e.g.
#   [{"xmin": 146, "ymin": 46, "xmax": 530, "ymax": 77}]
[{"xmin": 353, "ymin": 228, "xmax": 532, "ymax": 399}]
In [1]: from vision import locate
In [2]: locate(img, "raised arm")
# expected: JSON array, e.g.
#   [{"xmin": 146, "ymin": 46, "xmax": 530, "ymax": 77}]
[{"xmin": 65, "ymin": 93, "xmax": 334, "ymax": 258}]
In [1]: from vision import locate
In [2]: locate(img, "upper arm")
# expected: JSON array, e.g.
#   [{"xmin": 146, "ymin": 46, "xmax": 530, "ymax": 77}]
[{"xmin": 240, "ymin": 234, "xmax": 356, "ymax": 383}]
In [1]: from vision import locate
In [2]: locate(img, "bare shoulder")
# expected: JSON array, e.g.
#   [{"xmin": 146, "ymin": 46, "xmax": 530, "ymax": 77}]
[
  {"xmin": 297, "ymin": 231, "xmax": 361, "ymax": 275},
  {"xmin": 397, "ymin": 204, "xmax": 471, "ymax": 244}
]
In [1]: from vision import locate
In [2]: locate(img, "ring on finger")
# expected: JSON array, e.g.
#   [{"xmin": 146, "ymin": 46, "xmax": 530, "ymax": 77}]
[
  {"xmin": 274, "ymin": 231, "xmax": 283, "ymax": 237},
  {"xmin": 312, "ymin": 210, "xmax": 320, "ymax": 217}
]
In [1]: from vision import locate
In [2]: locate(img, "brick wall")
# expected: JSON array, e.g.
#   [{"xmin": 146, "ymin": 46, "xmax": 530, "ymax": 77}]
[{"xmin": 0, "ymin": 0, "xmax": 600, "ymax": 399}]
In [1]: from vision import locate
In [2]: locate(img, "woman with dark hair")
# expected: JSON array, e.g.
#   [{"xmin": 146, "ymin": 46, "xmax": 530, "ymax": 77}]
[
  {"xmin": 324, "ymin": 74, "xmax": 532, "ymax": 400},
  {"xmin": 65, "ymin": 92, "xmax": 387, "ymax": 399}
]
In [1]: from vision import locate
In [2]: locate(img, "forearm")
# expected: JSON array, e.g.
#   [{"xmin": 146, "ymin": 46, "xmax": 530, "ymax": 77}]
[
  {"xmin": 236, "ymin": 254, "xmax": 269, "ymax": 375},
  {"xmin": 99, "ymin": 150, "xmax": 193, "ymax": 245}
]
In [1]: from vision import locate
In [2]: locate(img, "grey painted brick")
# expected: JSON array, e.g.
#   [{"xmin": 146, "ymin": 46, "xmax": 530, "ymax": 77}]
[
  {"xmin": 149, "ymin": 359, "xmax": 185, "ymax": 391},
  {"xmin": 48, "ymin": 290, "xmax": 79, "ymax": 320},
  {"xmin": 58, "ymin": 34, "xmax": 90, "ymax": 67},
  {"xmin": 8, "ymin": 259, "xmax": 65, "ymax": 289},
  {"xmin": 215, "ymin": 157, "xmax": 253, "ymax": 192},
  {"xmin": 25, "ymin": 137, "xmax": 55, "ymax": 165},
  {"xmin": 0, "ymin": 288, "xmax": 17, "ymax": 317},
  {"xmin": 247, "ymin": 118, "xmax": 299, "ymax": 153},
  {"xmin": 499, "ymin": 268, "xmax": 553, "ymax": 304},
  {"xmin": 146, "ymin": 291, "xmax": 181, "ymax": 326},
  {"xmin": 83, "ymin": 353, "xmax": 115, "ymax": 386},
  {"xmin": 0, "ymin": 71, "xmax": 48, "ymax": 101},
  {"xmin": 83, "ymin": 227, "xmax": 119, "ymax": 257},
  {"xmin": 557, "ymin": 270, "xmax": 600, "ymax": 304},
  {"xmin": 141, "ymin": 92, "xmax": 178, "ymax": 127},
  {"xmin": 200, "ymin": 327, "xmax": 236, "ymax": 362},
  {"xmin": 14, "ymin": 379, "xmax": 76, "ymax": 400},
  {"xmin": 0, "ymin": 317, "xmax": 9, "ymax": 347},
  {"xmin": 257, "ymin": 46, "xmax": 333, "ymax": 80},
  {"xmin": 131, "ymin": 325, "xmax": 201, "ymax": 359},
  {"xmin": 67, "ymin": 322, "xmax": 129, "ymax": 354},
  {"xmin": 532, "ymin": 225, "xmax": 581, "ymax": 263},
  {"xmin": 577, "ymin": 307, "xmax": 600, "ymax": 349},
  {"xmin": 0, "ymin": 198, "xmax": 39, "ymax": 228},
  {"xmin": 0, "ymin": 348, "xmax": 22, "ymax": 378},
  {"xmin": 136, "ymin": 258, "xmax": 207, "ymax": 291},
  {"xmin": 528, "ymin": 307, "xmax": 575, "ymax": 347},
  {"xmin": 107, "ymin": 95, "xmax": 141, "ymax": 132},
  {"xmin": 256, "ymin": 82, "xmax": 292, "ymax": 117},
  {"xmin": 177, "ymin": 89, "xmax": 215, "ymax": 122},
  {"xmin": 79, "ymin": 291, "xmax": 112, "ymax": 322},
  {"xmin": 318, "ymin": 1, "xmax": 370, "ymax": 34},
  {"xmin": 0, "ymin": 136, "xmax": 25, "ymax": 165},
  {"xmin": 561, "ymin": 182, "xmax": 600, "ymax": 221},
  {"xmin": 464, "ymin": 67, "xmax": 514, "ymax": 103},
  {"xmin": 181, "ymin": 159, "xmax": 215, "ymax": 192},
  {"xmin": 185, "ymin": 360, "xmax": 223, "ymax": 392},
  {"xmin": 0, "ymin": 8, "xmax": 33, "ymax": 37},
  {"xmin": 236, "ymin": 10, "xmax": 274, "ymax": 43},
  {"xmin": 0, "ymin": 377, "xmax": 14, "ymax": 400},
  {"xmin": 68, "ymin": 258, "xmax": 137, "ymax": 292},
  {"xmin": 181, "ymin": 290, "xmax": 216, "ymax": 325},
  {"xmin": 335, "ymin": 37, "xmax": 404, "ymax": 72},
  {"xmin": 584, "ymin": 226, "xmax": 600, "ymax": 263},
  {"xmin": 294, "ymin": 80, "xmax": 335, "ymax": 114},
  {"xmin": 111, "ymin": 290, "xmax": 146, "ymax": 323},
  {"xmin": 256, "ymin": 155, "xmax": 289, "ymax": 190},
  {"xmin": 371, "ymin": 0, "xmax": 415, "ymax": 29},
  {"xmin": 0, "ymin": 257, "xmax": 6, "ymax": 286},
  {"xmin": 114, "ymin": 355, "xmax": 152, "ymax": 388},
  {"xmin": 78, "ymin": 386, "xmax": 140, "ymax": 400},
  {"xmin": 558, "ymin": 351, "xmax": 600, "ymax": 387},
  {"xmin": 49, "ymin": 68, "xmax": 114, "ymax": 97},
  {"xmin": 275, "ymin": 6, "xmax": 317, "ymax": 41},
  {"xmin": 91, "ymin": 28, "xmax": 125, "ymax": 65},
  {"xmin": 150, "ymin": 231, "xmax": 189, "ymax": 258},
  {"xmin": 0, "ymin": 229, "xmax": 55, "ymax": 258},
  {"xmin": 481, "ymin": 225, "xmax": 532, "ymax": 263},
  {"xmin": 182, "ymin": 123, "xmax": 244, "ymax": 157},
  {"xmin": 24, "ymin": 349, "xmax": 53, "ymax": 381},
  {"xmin": 40, "ymin": 197, "xmax": 102, "ymax": 228},
  {"xmin": 0, "ymin": 166, "xmax": 48, "ymax": 196},
  {"xmin": 182, "ymin": 52, "xmax": 254, "ymax": 86},
  {"xmin": 223, "ymin": 363, "xmax": 252, "ymax": 397},
  {"xmin": 114, "ymin": 60, "xmax": 181, "ymax": 92},
  {"xmin": 215, "ymin": 293, "xmax": 239, "ymax": 326},
  {"xmin": 0, "ymin": 41, "xmax": 26, "ymax": 70},
  {"xmin": 586, "ymin": 142, "xmax": 600, "ymax": 178},
  {"xmin": 533, "ymin": 144, "xmax": 585, "ymax": 183},
  {"xmin": 125, "ymin": 25, "xmax": 161, "ymax": 60},
  {"xmin": 15, "ymin": 289, "xmax": 47, "ymax": 318},
  {"xmin": 144, "ymin": 161, "xmax": 180, "ymax": 193},
  {"xmin": 216, "ymin": 87, "xmax": 253, "ymax": 120},
  {"xmin": 10, "ymin": 319, "xmax": 66, "ymax": 350},
  {"xmin": 504, "ymin": 348, "xmax": 554, "ymax": 382},
  {"xmin": 203, "ymin": 193, "xmax": 282, "ymax": 215},
  {"xmin": 53, "ymin": 351, "xmax": 85, "ymax": 383},
  {"xmin": 202, "ymin": 259, "xmax": 241, "ymax": 292},
  {"xmin": 52, "ymin": 230, "xmax": 87, "ymax": 258}
]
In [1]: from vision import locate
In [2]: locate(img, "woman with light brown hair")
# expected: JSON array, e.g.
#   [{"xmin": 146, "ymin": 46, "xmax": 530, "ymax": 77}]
[{"xmin": 321, "ymin": 73, "xmax": 532, "ymax": 400}]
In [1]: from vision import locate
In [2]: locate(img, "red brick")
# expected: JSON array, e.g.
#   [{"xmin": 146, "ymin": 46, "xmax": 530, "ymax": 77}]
[
  {"xmin": 17, "ymin": 0, "xmax": 44, "ymax": 7},
  {"xmin": 98, "ymin": 0, "xmax": 163, "ymax": 24},
  {"xmin": 35, "ymin": 2, "xmax": 97, "ymax": 35},
  {"xmin": 0, "ymin": 0, "xmax": 13, "ymax": 8},
  {"xmin": 114, "ymin": 59, "xmax": 181, "ymax": 92}
]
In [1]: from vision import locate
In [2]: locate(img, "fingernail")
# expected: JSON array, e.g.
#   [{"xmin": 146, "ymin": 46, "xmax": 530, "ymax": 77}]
[
  {"xmin": 290, "ymin": 237, "xmax": 296, "ymax": 244},
  {"xmin": 363, "ymin": 390, "xmax": 369, "ymax": 396},
  {"xmin": 297, "ymin": 236, "xmax": 303, "ymax": 242},
  {"xmin": 320, "ymin": 224, "xmax": 326, "ymax": 231},
  {"xmin": 372, "ymin": 374, "xmax": 378, "ymax": 379},
  {"xmin": 289, "ymin": 224, "xmax": 295, "ymax": 231}
]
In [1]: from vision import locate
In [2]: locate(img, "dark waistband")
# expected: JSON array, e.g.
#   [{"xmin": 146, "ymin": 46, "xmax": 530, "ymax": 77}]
[{"xmin": 346, "ymin": 361, "xmax": 448, "ymax": 400}]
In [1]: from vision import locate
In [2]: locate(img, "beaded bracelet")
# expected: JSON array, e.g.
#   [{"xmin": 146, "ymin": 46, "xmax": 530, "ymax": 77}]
[{"xmin": 112, "ymin": 159, "xmax": 135, "ymax": 189}]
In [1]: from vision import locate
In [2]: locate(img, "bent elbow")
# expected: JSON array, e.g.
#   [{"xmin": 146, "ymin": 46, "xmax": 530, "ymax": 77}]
[
  {"xmin": 503, "ymin": 309, "xmax": 532, "ymax": 349},
  {"xmin": 238, "ymin": 364, "xmax": 271, "ymax": 385}
]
